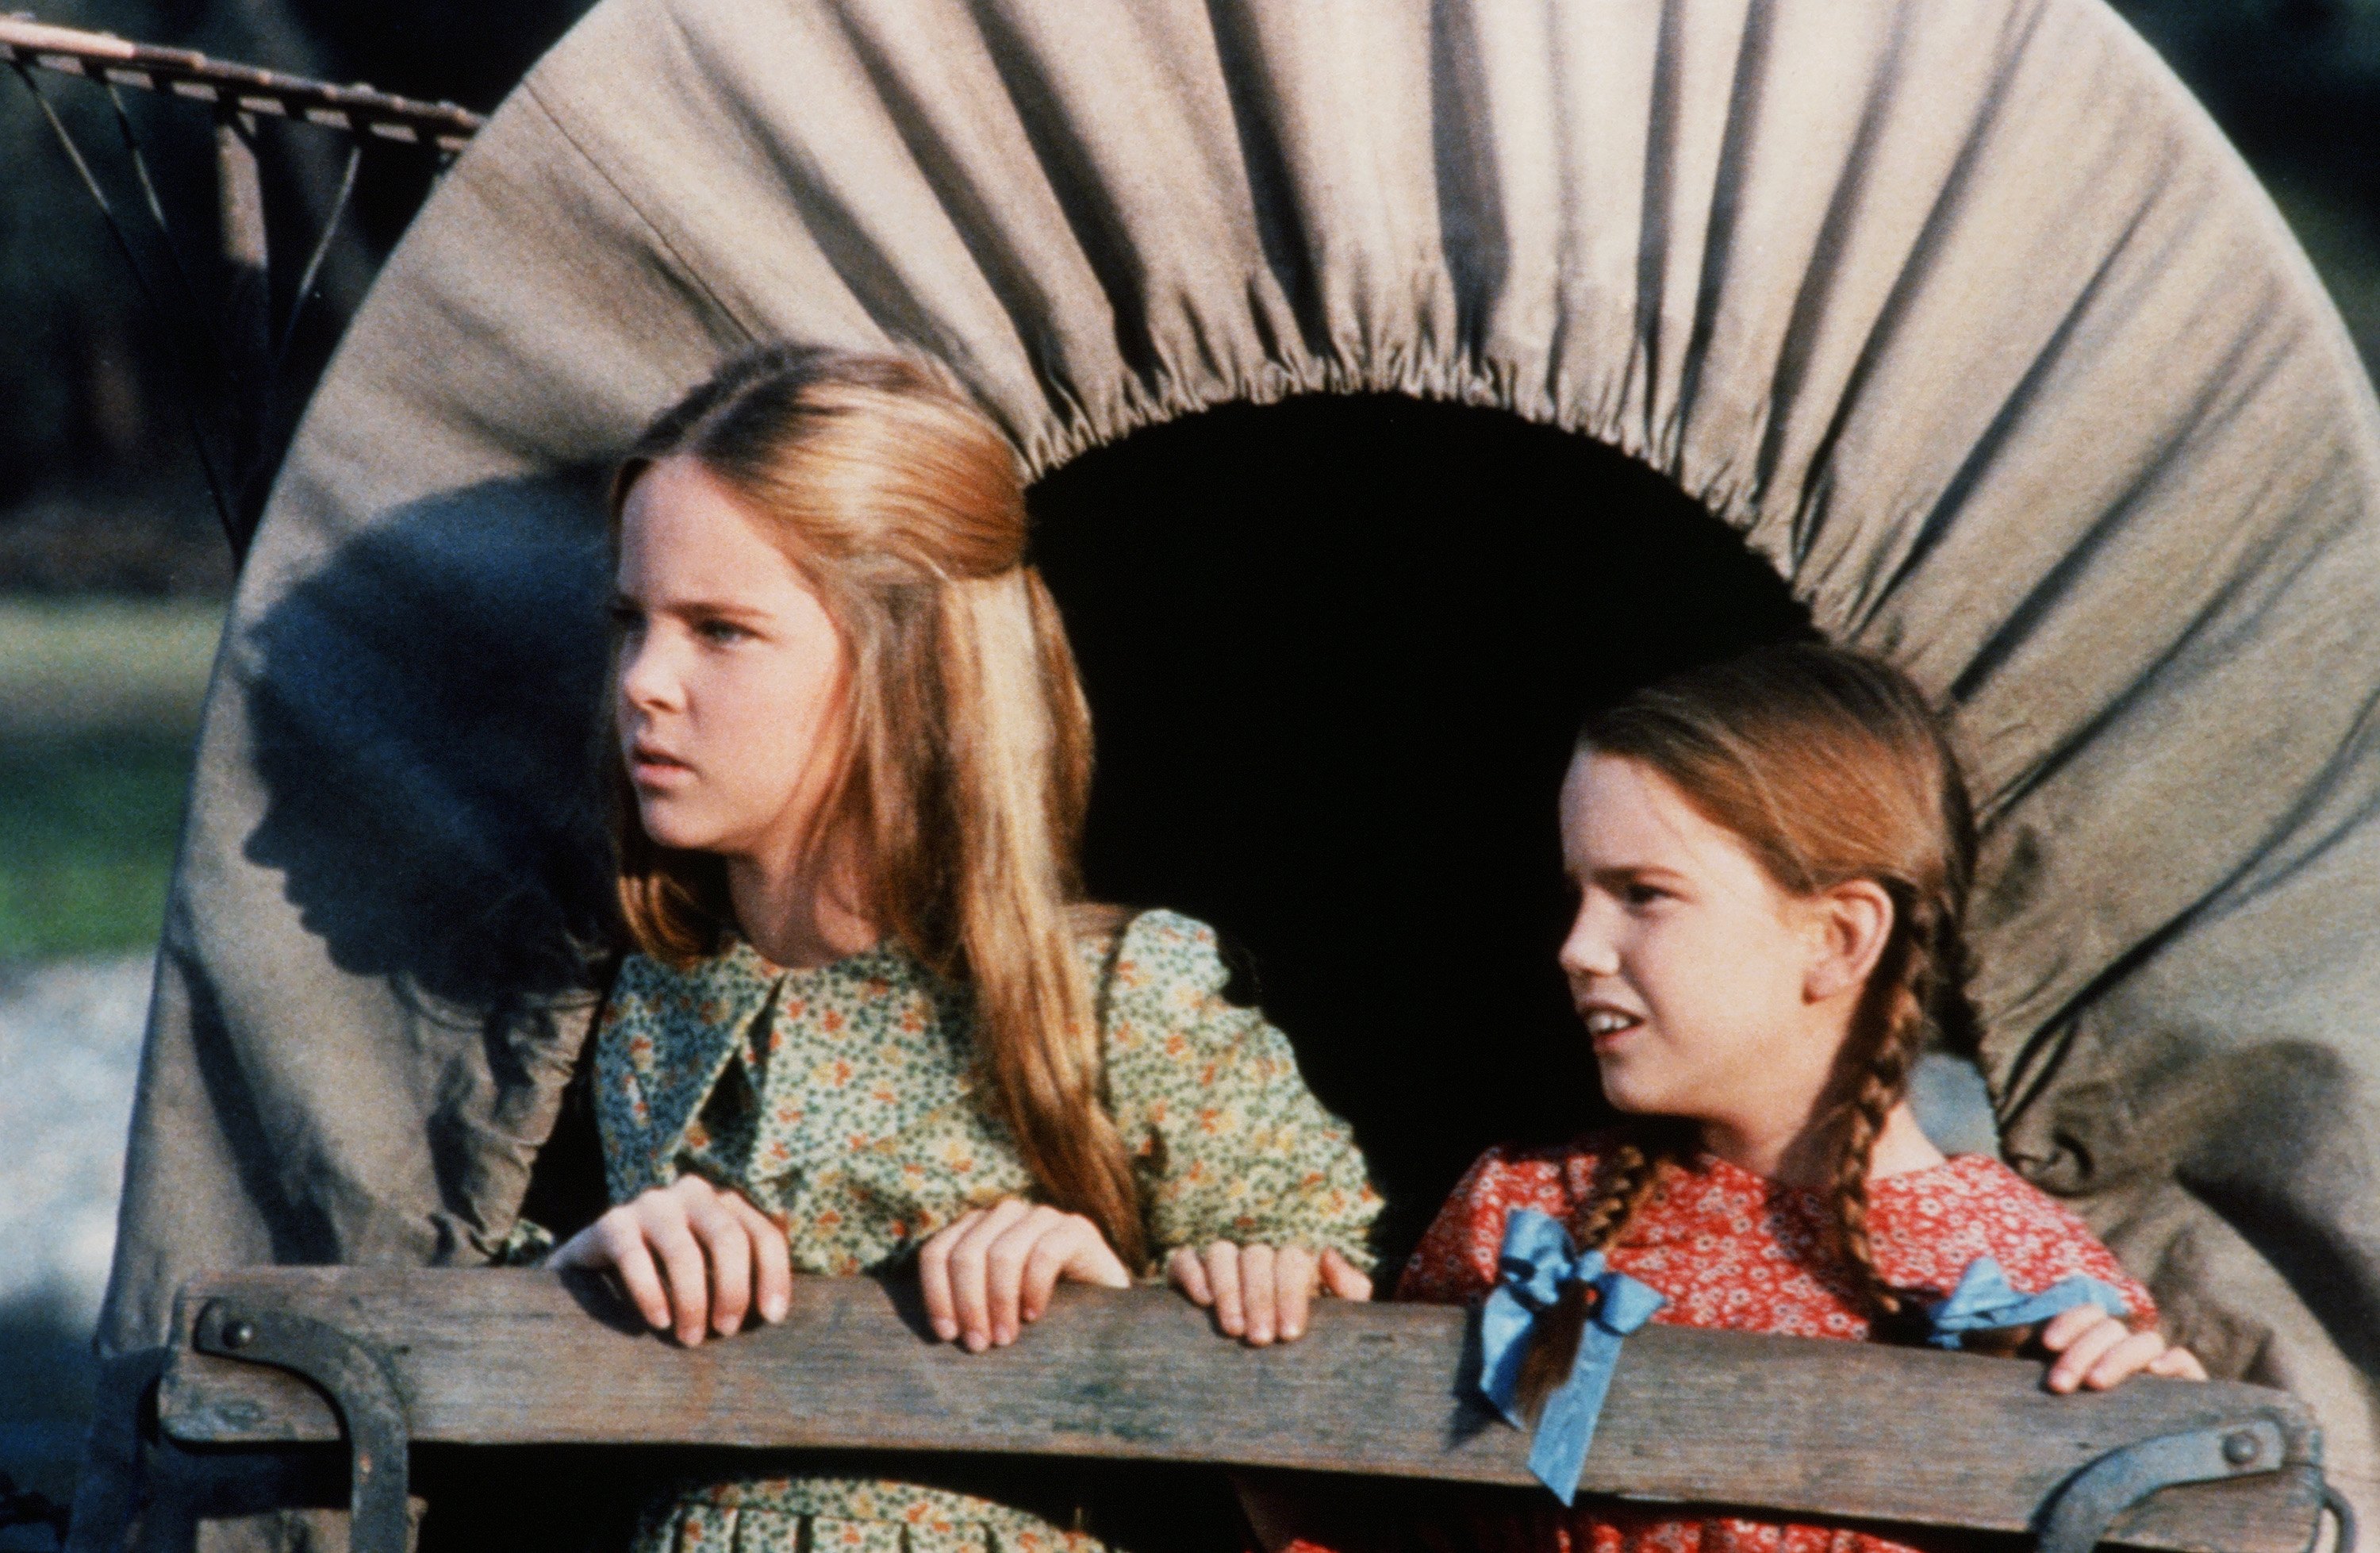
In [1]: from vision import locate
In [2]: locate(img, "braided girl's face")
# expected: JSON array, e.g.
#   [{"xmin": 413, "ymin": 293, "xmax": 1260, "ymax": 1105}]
[
  {"xmin": 1557, "ymin": 752, "xmax": 1867, "ymax": 1167},
  {"xmin": 612, "ymin": 456, "xmax": 851, "ymax": 869}
]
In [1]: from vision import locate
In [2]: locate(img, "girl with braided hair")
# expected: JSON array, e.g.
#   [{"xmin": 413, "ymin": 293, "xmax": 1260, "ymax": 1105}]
[{"xmin": 1272, "ymin": 642, "xmax": 2202, "ymax": 1553}]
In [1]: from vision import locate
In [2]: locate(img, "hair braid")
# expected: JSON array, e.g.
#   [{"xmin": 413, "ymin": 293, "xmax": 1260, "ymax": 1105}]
[
  {"xmin": 1825, "ymin": 932, "xmax": 1925, "ymax": 1321},
  {"xmin": 1514, "ymin": 1123, "xmax": 1686, "ymax": 1419},
  {"xmin": 1825, "ymin": 880, "xmax": 1976, "ymax": 1331},
  {"xmin": 1576, "ymin": 1128, "xmax": 1683, "ymax": 1254}
]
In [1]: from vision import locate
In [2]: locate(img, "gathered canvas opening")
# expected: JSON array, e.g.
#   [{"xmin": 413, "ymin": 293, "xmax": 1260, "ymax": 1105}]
[{"xmin": 1030, "ymin": 394, "xmax": 1814, "ymax": 1257}]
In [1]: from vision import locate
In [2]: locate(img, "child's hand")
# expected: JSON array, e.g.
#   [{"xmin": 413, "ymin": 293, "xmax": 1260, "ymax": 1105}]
[
  {"xmin": 2042, "ymin": 1305, "xmax": 2209, "ymax": 1391},
  {"xmin": 918, "ymin": 1198, "xmax": 1130, "ymax": 1352},
  {"xmin": 1168, "ymin": 1242, "xmax": 1373, "ymax": 1346},
  {"xmin": 549, "ymin": 1175, "xmax": 792, "ymax": 1347}
]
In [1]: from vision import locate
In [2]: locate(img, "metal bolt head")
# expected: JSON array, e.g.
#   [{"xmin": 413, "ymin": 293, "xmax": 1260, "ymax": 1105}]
[
  {"xmin": 221, "ymin": 1317, "xmax": 256, "ymax": 1351},
  {"xmin": 2223, "ymin": 1430, "xmax": 2262, "ymax": 1467}
]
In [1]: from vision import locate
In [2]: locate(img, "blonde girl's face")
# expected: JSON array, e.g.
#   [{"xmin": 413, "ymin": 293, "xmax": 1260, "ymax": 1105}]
[
  {"xmin": 612, "ymin": 456, "xmax": 850, "ymax": 867},
  {"xmin": 1556, "ymin": 752, "xmax": 1844, "ymax": 1143}
]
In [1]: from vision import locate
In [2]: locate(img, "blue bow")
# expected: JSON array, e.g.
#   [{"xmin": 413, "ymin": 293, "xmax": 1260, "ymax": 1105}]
[
  {"xmin": 1923, "ymin": 1255, "xmax": 2129, "ymax": 1350},
  {"xmin": 1478, "ymin": 1209, "xmax": 1667, "ymax": 1505}
]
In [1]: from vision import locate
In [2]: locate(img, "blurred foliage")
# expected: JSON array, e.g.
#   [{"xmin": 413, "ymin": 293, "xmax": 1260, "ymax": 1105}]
[
  {"xmin": 0, "ymin": 597, "xmax": 221, "ymax": 957},
  {"xmin": 0, "ymin": 731, "xmax": 198, "ymax": 957}
]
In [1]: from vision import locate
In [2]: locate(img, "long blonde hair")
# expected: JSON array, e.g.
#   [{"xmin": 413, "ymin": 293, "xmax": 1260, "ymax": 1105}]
[
  {"xmin": 607, "ymin": 344, "xmax": 1143, "ymax": 1268},
  {"xmin": 1518, "ymin": 644, "xmax": 1979, "ymax": 1410}
]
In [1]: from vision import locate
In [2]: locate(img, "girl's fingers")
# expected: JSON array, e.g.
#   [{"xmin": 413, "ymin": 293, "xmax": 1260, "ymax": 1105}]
[
  {"xmin": 918, "ymin": 1209, "xmax": 982, "ymax": 1342},
  {"xmin": 1203, "ymin": 1242, "xmax": 1247, "ymax": 1338},
  {"xmin": 728, "ymin": 1196, "xmax": 793, "ymax": 1324},
  {"xmin": 2150, "ymin": 1345, "xmax": 2209, "ymax": 1381},
  {"xmin": 1019, "ymin": 1217, "xmax": 1078, "ymax": 1325},
  {"xmin": 943, "ymin": 1205, "xmax": 1003, "ymax": 1351},
  {"xmin": 2082, "ymin": 1329, "xmax": 2171, "ymax": 1390},
  {"xmin": 646, "ymin": 1216, "xmax": 712, "ymax": 1346},
  {"xmin": 1014, "ymin": 1213, "xmax": 1130, "ymax": 1327},
  {"xmin": 985, "ymin": 1205, "xmax": 1060, "ymax": 1345},
  {"xmin": 1274, "ymin": 1246, "xmax": 1317, "ymax": 1341},
  {"xmin": 688, "ymin": 1197, "xmax": 752, "ymax": 1336},
  {"xmin": 950, "ymin": 1199, "xmax": 1031, "ymax": 1352},
  {"xmin": 1070, "ymin": 1227, "xmax": 1131, "ymax": 1290},
  {"xmin": 1169, "ymin": 1246, "xmax": 1214, "ymax": 1307},
  {"xmin": 2047, "ymin": 1316, "xmax": 2131, "ymax": 1393},
  {"xmin": 2039, "ymin": 1303, "xmax": 2106, "ymax": 1353},
  {"xmin": 589, "ymin": 1216, "xmax": 673, "ymax": 1332},
  {"xmin": 1241, "ymin": 1244, "xmax": 1279, "ymax": 1345},
  {"xmin": 1319, "ymin": 1248, "xmax": 1374, "ymax": 1303}
]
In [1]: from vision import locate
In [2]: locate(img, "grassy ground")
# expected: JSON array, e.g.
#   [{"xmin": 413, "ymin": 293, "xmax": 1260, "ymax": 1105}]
[{"xmin": 0, "ymin": 597, "xmax": 224, "ymax": 961}]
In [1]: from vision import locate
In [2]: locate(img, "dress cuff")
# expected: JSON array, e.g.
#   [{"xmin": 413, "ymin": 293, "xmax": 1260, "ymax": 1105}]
[{"xmin": 489, "ymin": 1216, "xmax": 558, "ymax": 1267}]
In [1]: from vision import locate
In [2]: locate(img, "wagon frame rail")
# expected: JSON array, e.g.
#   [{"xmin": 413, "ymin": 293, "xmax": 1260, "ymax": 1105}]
[
  {"xmin": 4, "ymin": 14, "xmax": 485, "ymax": 563},
  {"xmin": 0, "ymin": 16, "xmax": 482, "ymax": 149}
]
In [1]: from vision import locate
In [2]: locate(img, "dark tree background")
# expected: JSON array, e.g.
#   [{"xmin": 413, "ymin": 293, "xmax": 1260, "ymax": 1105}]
[{"xmin": 0, "ymin": 0, "xmax": 2373, "ymax": 595}]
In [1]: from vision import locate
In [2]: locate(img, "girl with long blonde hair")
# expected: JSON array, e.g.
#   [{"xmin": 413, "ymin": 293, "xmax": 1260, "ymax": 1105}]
[{"xmin": 549, "ymin": 344, "xmax": 1380, "ymax": 1553}]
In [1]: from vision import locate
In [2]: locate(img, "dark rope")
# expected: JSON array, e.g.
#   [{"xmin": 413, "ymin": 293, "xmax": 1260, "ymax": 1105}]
[
  {"xmin": 11, "ymin": 60, "xmax": 239, "ymax": 548},
  {"xmin": 275, "ymin": 139, "xmax": 361, "ymax": 372}
]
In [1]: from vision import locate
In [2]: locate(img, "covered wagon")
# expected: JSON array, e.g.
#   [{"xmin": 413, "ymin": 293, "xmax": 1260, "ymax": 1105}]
[{"xmin": 64, "ymin": 0, "xmax": 2380, "ymax": 1549}]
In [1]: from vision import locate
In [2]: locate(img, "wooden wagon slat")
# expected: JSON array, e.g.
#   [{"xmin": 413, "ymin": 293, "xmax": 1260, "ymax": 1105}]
[{"xmin": 159, "ymin": 1270, "xmax": 2321, "ymax": 1553}]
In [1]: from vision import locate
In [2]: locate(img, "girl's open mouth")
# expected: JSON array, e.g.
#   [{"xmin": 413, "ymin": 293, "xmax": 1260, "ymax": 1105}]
[
  {"xmin": 1579, "ymin": 1003, "xmax": 1644, "ymax": 1050},
  {"xmin": 631, "ymin": 745, "xmax": 693, "ymax": 784}
]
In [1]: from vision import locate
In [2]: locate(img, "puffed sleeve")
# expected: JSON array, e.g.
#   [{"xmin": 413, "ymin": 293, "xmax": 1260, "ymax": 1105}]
[
  {"xmin": 1098, "ymin": 910, "xmax": 1383, "ymax": 1268},
  {"xmin": 1395, "ymin": 1141, "xmax": 1595, "ymax": 1305},
  {"xmin": 1394, "ymin": 1147, "xmax": 1518, "ymax": 1305},
  {"xmin": 1961, "ymin": 1159, "xmax": 2163, "ymax": 1331}
]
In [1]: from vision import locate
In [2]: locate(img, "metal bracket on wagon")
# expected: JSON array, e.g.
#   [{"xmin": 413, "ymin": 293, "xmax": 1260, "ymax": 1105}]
[
  {"xmin": 2034, "ymin": 1418, "xmax": 2340, "ymax": 1553},
  {"xmin": 190, "ymin": 1298, "xmax": 413, "ymax": 1553}
]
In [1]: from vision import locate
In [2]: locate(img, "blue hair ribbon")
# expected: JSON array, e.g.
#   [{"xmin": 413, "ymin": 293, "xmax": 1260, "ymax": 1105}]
[
  {"xmin": 1923, "ymin": 1255, "xmax": 2129, "ymax": 1350},
  {"xmin": 1477, "ymin": 1208, "xmax": 1667, "ymax": 1505}
]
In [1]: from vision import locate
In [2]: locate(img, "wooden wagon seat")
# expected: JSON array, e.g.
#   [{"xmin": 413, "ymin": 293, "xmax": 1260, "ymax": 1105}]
[{"xmin": 81, "ymin": 1, "xmax": 2380, "ymax": 1549}]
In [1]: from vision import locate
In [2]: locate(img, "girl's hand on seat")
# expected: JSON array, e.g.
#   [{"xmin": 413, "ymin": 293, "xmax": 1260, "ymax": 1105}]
[
  {"xmin": 549, "ymin": 1174, "xmax": 793, "ymax": 1347},
  {"xmin": 2042, "ymin": 1305, "xmax": 2209, "ymax": 1391},
  {"xmin": 918, "ymin": 1199, "xmax": 1130, "ymax": 1352},
  {"xmin": 1168, "ymin": 1242, "xmax": 1372, "ymax": 1346}
]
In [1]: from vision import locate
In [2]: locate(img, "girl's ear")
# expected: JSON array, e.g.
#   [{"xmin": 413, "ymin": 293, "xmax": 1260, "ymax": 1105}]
[{"xmin": 1803, "ymin": 879, "xmax": 1896, "ymax": 1003}]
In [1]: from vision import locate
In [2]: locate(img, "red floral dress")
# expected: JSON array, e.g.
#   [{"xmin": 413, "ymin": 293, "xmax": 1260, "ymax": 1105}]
[{"xmin": 1291, "ymin": 1137, "xmax": 2158, "ymax": 1553}]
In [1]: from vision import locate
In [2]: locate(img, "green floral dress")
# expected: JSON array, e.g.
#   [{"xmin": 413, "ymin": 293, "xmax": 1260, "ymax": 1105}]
[{"xmin": 593, "ymin": 909, "xmax": 1382, "ymax": 1553}]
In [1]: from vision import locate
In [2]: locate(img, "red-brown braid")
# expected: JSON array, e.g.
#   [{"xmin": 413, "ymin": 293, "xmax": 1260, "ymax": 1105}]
[
  {"xmin": 1825, "ymin": 886, "xmax": 1980, "ymax": 1329},
  {"xmin": 1513, "ymin": 1124, "xmax": 1686, "ymax": 1419}
]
